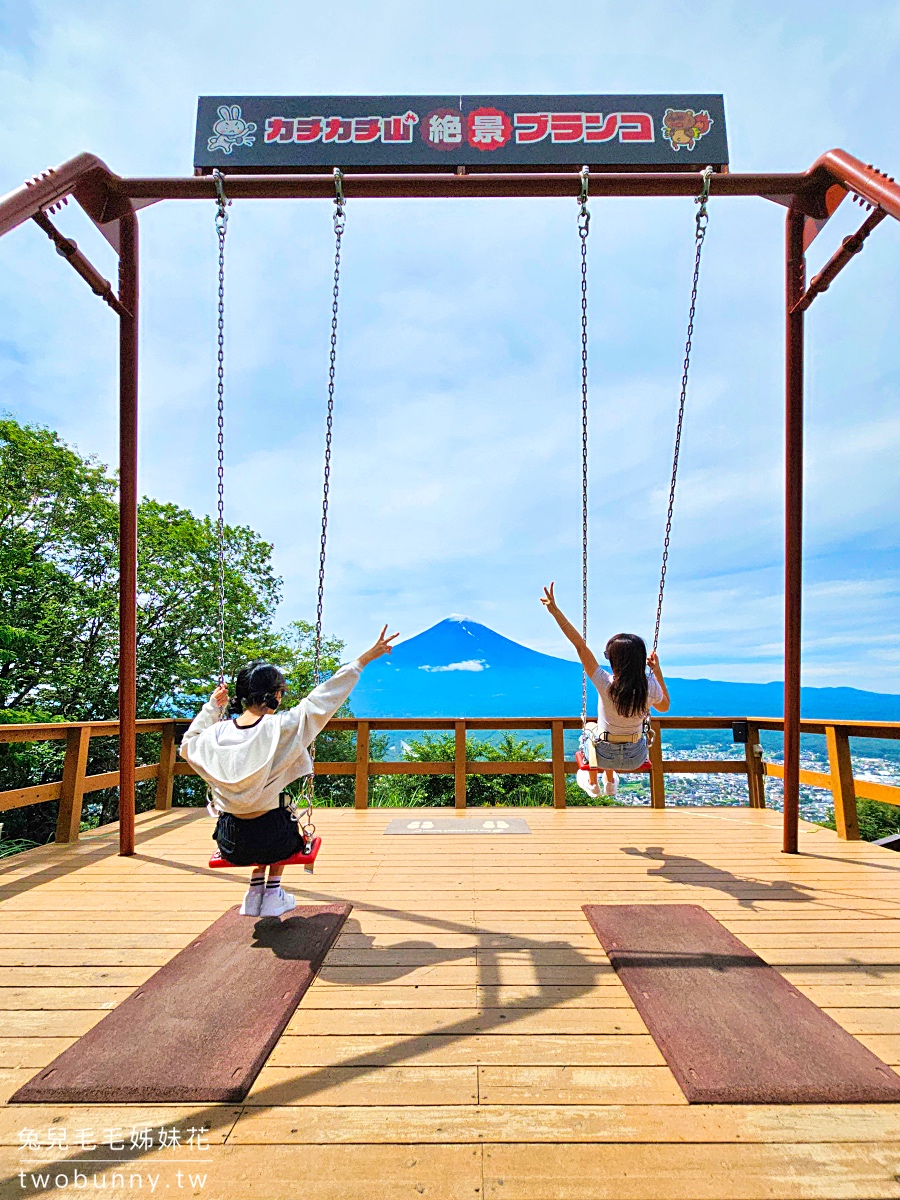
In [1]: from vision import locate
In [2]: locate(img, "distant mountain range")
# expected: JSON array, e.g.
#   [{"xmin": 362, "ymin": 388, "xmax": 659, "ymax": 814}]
[{"xmin": 351, "ymin": 618, "xmax": 900, "ymax": 721}]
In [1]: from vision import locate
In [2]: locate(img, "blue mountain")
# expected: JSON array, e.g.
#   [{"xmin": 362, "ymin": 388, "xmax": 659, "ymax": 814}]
[{"xmin": 351, "ymin": 617, "xmax": 900, "ymax": 721}]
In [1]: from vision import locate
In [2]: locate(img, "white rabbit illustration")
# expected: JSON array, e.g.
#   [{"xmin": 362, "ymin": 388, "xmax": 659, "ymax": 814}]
[{"xmin": 208, "ymin": 105, "xmax": 258, "ymax": 154}]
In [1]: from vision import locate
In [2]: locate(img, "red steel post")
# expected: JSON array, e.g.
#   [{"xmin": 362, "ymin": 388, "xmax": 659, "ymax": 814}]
[
  {"xmin": 118, "ymin": 211, "xmax": 139, "ymax": 856},
  {"xmin": 783, "ymin": 209, "xmax": 805, "ymax": 854}
]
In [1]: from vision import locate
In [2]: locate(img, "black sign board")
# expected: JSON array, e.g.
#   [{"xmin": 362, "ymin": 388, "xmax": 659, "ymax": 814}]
[{"xmin": 194, "ymin": 94, "xmax": 728, "ymax": 173}]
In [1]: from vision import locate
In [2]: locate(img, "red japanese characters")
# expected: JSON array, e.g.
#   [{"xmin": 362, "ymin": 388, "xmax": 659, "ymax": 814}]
[{"xmin": 264, "ymin": 111, "xmax": 419, "ymax": 145}]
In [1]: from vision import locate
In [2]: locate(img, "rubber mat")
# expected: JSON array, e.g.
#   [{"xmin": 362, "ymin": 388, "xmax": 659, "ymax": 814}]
[
  {"xmin": 11, "ymin": 902, "xmax": 351, "ymax": 1104},
  {"xmin": 583, "ymin": 902, "xmax": 900, "ymax": 1104}
]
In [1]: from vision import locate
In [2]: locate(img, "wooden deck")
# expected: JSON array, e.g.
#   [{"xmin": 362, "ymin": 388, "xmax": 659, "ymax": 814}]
[{"xmin": 1, "ymin": 805, "xmax": 900, "ymax": 1199}]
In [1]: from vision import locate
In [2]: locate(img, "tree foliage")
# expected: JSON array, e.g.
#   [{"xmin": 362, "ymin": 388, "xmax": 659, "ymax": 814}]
[
  {"xmin": 0, "ymin": 418, "xmax": 352, "ymax": 841},
  {"xmin": 0, "ymin": 419, "xmax": 284, "ymax": 721},
  {"xmin": 821, "ymin": 798, "xmax": 900, "ymax": 843}
]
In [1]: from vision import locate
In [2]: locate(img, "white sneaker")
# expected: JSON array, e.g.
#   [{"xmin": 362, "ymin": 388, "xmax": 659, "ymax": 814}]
[
  {"xmin": 604, "ymin": 772, "xmax": 619, "ymax": 797},
  {"xmin": 575, "ymin": 769, "xmax": 604, "ymax": 799},
  {"xmin": 259, "ymin": 887, "xmax": 296, "ymax": 918},
  {"xmin": 239, "ymin": 888, "xmax": 264, "ymax": 916}
]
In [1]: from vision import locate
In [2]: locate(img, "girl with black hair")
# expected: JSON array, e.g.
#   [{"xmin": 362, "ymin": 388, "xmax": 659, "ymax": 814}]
[
  {"xmin": 541, "ymin": 583, "xmax": 670, "ymax": 797},
  {"xmin": 180, "ymin": 626, "xmax": 398, "ymax": 917}
]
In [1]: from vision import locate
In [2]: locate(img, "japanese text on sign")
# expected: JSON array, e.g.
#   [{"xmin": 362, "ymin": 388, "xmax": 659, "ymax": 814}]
[{"xmin": 195, "ymin": 94, "xmax": 728, "ymax": 169}]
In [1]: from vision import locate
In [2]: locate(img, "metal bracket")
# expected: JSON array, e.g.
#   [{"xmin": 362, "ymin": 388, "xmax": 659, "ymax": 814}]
[
  {"xmin": 578, "ymin": 165, "xmax": 589, "ymax": 236},
  {"xmin": 212, "ymin": 168, "xmax": 228, "ymax": 210},
  {"xmin": 31, "ymin": 209, "xmax": 130, "ymax": 318},
  {"xmin": 791, "ymin": 207, "xmax": 886, "ymax": 314}
]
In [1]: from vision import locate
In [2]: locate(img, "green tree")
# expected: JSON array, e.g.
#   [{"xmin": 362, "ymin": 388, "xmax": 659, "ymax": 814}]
[
  {"xmin": 0, "ymin": 420, "xmax": 283, "ymax": 721},
  {"xmin": 0, "ymin": 418, "xmax": 350, "ymax": 841},
  {"xmin": 0, "ymin": 418, "xmax": 117, "ymax": 716}
]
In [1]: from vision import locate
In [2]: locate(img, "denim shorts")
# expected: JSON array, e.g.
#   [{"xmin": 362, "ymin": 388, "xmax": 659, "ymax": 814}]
[{"xmin": 581, "ymin": 730, "xmax": 649, "ymax": 771}]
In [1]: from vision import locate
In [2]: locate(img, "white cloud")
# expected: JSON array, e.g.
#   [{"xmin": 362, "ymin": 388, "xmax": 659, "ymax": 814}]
[{"xmin": 420, "ymin": 660, "xmax": 489, "ymax": 673}]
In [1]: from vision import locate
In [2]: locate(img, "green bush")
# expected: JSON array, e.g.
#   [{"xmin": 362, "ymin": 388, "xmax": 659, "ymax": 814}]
[{"xmin": 821, "ymin": 798, "xmax": 900, "ymax": 843}]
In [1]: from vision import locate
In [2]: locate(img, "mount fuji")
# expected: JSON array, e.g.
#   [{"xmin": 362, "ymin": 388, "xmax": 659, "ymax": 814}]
[{"xmin": 350, "ymin": 618, "xmax": 900, "ymax": 721}]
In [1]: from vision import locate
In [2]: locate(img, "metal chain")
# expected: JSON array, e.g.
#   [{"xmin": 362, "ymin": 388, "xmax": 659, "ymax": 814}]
[
  {"xmin": 213, "ymin": 170, "xmax": 229, "ymax": 688},
  {"xmin": 578, "ymin": 167, "xmax": 590, "ymax": 726},
  {"xmin": 652, "ymin": 166, "xmax": 713, "ymax": 655},
  {"xmin": 299, "ymin": 169, "xmax": 346, "ymax": 838}
]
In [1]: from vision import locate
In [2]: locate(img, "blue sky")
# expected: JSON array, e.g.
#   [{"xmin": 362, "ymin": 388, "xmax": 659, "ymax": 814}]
[{"xmin": 0, "ymin": 0, "xmax": 898, "ymax": 688}]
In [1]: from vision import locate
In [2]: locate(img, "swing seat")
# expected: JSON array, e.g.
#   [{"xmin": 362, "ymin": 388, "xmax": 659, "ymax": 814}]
[
  {"xmin": 208, "ymin": 836, "xmax": 322, "ymax": 872},
  {"xmin": 575, "ymin": 750, "xmax": 652, "ymax": 774}
]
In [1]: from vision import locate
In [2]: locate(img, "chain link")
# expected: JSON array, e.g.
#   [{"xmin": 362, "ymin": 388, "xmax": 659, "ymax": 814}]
[
  {"xmin": 213, "ymin": 170, "xmax": 229, "ymax": 687},
  {"xmin": 652, "ymin": 166, "xmax": 712, "ymax": 655},
  {"xmin": 578, "ymin": 167, "xmax": 590, "ymax": 726},
  {"xmin": 300, "ymin": 170, "xmax": 346, "ymax": 837}
]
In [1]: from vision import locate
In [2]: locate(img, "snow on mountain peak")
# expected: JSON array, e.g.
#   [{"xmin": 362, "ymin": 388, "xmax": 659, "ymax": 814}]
[{"xmin": 351, "ymin": 618, "xmax": 900, "ymax": 719}]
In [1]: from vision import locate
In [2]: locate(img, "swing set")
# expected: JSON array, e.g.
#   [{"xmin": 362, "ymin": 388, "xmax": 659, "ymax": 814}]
[
  {"xmin": 1, "ymin": 92, "xmax": 898, "ymax": 859},
  {"xmin": 205, "ymin": 155, "xmax": 708, "ymax": 862}
]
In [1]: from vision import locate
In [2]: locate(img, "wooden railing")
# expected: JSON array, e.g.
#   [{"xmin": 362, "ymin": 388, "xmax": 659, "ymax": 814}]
[{"xmin": 1, "ymin": 716, "xmax": 898, "ymax": 844}]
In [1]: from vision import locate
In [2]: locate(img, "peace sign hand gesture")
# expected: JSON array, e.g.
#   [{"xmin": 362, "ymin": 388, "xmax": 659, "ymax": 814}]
[
  {"xmin": 359, "ymin": 625, "xmax": 400, "ymax": 667},
  {"xmin": 541, "ymin": 582, "xmax": 561, "ymax": 618}
]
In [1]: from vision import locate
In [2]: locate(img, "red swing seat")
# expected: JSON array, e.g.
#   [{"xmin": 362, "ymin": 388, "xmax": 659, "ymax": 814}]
[{"xmin": 208, "ymin": 835, "xmax": 322, "ymax": 871}]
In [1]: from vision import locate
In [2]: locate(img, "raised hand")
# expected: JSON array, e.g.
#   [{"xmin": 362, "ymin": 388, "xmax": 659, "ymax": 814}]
[
  {"xmin": 212, "ymin": 683, "xmax": 229, "ymax": 709},
  {"xmin": 359, "ymin": 624, "xmax": 401, "ymax": 667},
  {"xmin": 541, "ymin": 582, "xmax": 561, "ymax": 617}
]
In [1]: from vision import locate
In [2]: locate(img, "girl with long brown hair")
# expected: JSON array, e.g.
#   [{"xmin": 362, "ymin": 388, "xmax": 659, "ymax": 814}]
[{"xmin": 541, "ymin": 583, "xmax": 670, "ymax": 796}]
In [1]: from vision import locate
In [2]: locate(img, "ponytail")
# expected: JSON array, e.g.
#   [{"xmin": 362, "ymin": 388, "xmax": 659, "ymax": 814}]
[{"xmin": 229, "ymin": 661, "xmax": 286, "ymax": 715}]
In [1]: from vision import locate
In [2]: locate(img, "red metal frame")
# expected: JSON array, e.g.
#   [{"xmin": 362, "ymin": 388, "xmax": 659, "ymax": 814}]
[
  {"xmin": 117, "ymin": 213, "xmax": 139, "ymax": 858},
  {"xmin": 0, "ymin": 147, "xmax": 898, "ymax": 857},
  {"xmin": 783, "ymin": 209, "xmax": 806, "ymax": 854}
]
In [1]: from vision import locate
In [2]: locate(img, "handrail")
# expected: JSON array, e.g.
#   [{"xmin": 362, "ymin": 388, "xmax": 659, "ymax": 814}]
[
  {"xmin": 1, "ymin": 714, "xmax": 898, "ymax": 844},
  {"xmin": 5, "ymin": 714, "xmax": 900, "ymax": 740}
]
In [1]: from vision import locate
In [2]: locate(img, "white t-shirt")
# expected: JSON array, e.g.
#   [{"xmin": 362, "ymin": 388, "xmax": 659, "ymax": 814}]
[{"xmin": 590, "ymin": 668, "xmax": 664, "ymax": 736}]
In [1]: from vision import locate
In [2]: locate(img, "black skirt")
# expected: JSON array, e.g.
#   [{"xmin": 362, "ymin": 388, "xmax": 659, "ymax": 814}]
[{"xmin": 213, "ymin": 797, "xmax": 306, "ymax": 867}]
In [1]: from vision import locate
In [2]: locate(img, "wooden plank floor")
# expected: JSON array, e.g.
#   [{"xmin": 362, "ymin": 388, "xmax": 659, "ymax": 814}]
[{"xmin": 1, "ymin": 804, "xmax": 900, "ymax": 1198}]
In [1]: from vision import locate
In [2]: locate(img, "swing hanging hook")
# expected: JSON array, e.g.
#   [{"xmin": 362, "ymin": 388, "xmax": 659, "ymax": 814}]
[
  {"xmin": 578, "ymin": 164, "xmax": 590, "ymax": 236},
  {"xmin": 213, "ymin": 169, "xmax": 229, "ymax": 234},
  {"xmin": 694, "ymin": 165, "xmax": 713, "ymax": 235},
  {"xmin": 333, "ymin": 167, "xmax": 346, "ymax": 233}
]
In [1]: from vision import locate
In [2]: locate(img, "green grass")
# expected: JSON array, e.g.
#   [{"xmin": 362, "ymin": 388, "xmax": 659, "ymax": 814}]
[{"xmin": 0, "ymin": 837, "xmax": 41, "ymax": 858}]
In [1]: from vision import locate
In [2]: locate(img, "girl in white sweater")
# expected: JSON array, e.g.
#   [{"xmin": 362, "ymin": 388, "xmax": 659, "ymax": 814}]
[{"xmin": 181, "ymin": 625, "xmax": 397, "ymax": 917}]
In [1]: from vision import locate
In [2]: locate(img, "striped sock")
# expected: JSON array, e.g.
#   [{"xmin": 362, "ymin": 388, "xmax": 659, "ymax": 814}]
[
  {"xmin": 265, "ymin": 872, "xmax": 282, "ymax": 892},
  {"xmin": 249, "ymin": 871, "xmax": 265, "ymax": 893}
]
